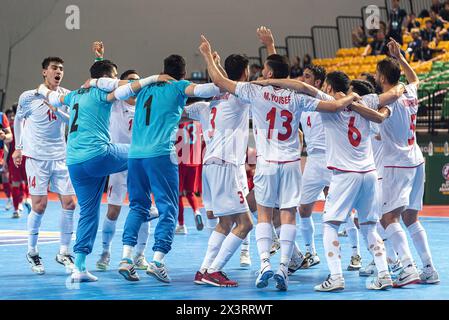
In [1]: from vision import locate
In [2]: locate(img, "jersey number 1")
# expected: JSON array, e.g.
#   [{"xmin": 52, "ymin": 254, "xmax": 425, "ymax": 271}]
[{"xmin": 144, "ymin": 96, "xmax": 153, "ymax": 126}]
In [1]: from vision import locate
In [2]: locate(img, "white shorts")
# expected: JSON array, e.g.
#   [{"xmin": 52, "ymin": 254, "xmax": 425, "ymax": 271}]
[
  {"xmin": 254, "ymin": 157, "xmax": 302, "ymax": 209},
  {"xmin": 202, "ymin": 163, "xmax": 249, "ymax": 217},
  {"xmin": 300, "ymin": 153, "xmax": 332, "ymax": 205},
  {"xmin": 323, "ymin": 170, "xmax": 380, "ymax": 224},
  {"xmin": 107, "ymin": 170, "xmax": 128, "ymax": 206},
  {"xmin": 239, "ymin": 164, "xmax": 250, "ymax": 197},
  {"xmin": 25, "ymin": 158, "xmax": 75, "ymax": 196},
  {"xmin": 382, "ymin": 164, "xmax": 425, "ymax": 214}
]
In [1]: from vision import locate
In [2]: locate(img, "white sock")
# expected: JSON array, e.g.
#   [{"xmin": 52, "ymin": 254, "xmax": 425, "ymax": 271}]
[
  {"xmin": 208, "ymin": 232, "xmax": 243, "ymax": 273},
  {"xmin": 346, "ymin": 219, "xmax": 360, "ymax": 257},
  {"xmin": 360, "ymin": 224, "xmax": 388, "ymax": 275},
  {"xmin": 256, "ymin": 223, "xmax": 273, "ymax": 265},
  {"xmin": 102, "ymin": 216, "xmax": 117, "ymax": 253},
  {"xmin": 385, "ymin": 223, "xmax": 414, "ymax": 267},
  {"xmin": 153, "ymin": 251, "xmax": 165, "ymax": 264},
  {"xmin": 122, "ymin": 245, "xmax": 133, "ymax": 260},
  {"xmin": 135, "ymin": 221, "xmax": 150, "ymax": 256},
  {"xmin": 59, "ymin": 209, "xmax": 74, "ymax": 255},
  {"xmin": 279, "ymin": 224, "xmax": 297, "ymax": 266},
  {"xmin": 407, "ymin": 221, "xmax": 434, "ymax": 268},
  {"xmin": 300, "ymin": 216, "xmax": 315, "ymax": 254},
  {"xmin": 377, "ymin": 221, "xmax": 398, "ymax": 264},
  {"xmin": 200, "ymin": 231, "xmax": 226, "ymax": 273},
  {"xmin": 323, "ymin": 223, "xmax": 342, "ymax": 277},
  {"xmin": 205, "ymin": 217, "xmax": 218, "ymax": 235},
  {"xmin": 275, "ymin": 226, "xmax": 281, "ymax": 238},
  {"xmin": 27, "ymin": 210, "xmax": 44, "ymax": 254},
  {"xmin": 241, "ymin": 231, "xmax": 250, "ymax": 252}
]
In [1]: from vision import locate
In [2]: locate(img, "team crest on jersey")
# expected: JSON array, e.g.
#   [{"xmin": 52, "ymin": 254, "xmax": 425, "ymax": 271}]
[{"xmin": 0, "ymin": 230, "xmax": 61, "ymax": 246}]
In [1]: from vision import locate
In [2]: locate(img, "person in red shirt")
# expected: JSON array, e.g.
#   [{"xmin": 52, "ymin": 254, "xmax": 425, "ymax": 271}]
[
  {"xmin": 0, "ymin": 105, "xmax": 16, "ymax": 217},
  {"xmin": 1, "ymin": 109, "xmax": 14, "ymax": 210}
]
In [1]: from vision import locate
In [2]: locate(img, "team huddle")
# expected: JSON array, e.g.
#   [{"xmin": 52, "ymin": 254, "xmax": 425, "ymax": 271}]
[{"xmin": 13, "ymin": 26, "xmax": 439, "ymax": 292}]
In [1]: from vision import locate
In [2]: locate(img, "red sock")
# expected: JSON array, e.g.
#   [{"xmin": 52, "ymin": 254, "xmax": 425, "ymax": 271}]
[
  {"xmin": 21, "ymin": 183, "xmax": 30, "ymax": 199},
  {"xmin": 3, "ymin": 182, "xmax": 11, "ymax": 198},
  {"xmin": 12, "ymin": 186, "xmax": 23, "ymax": 211},
  {"xmin": 178, "ymin": 196, "xmax": 185, "ymax": 225},
  {"xmin": 185, "ymin": 192, "xmax": 199, "ymax": 212}
]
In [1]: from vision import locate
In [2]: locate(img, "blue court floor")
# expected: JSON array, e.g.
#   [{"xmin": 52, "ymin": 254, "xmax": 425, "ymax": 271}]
[{"xmin": 0, "ymin": 199, "xmax": 447, "ymax": 300}]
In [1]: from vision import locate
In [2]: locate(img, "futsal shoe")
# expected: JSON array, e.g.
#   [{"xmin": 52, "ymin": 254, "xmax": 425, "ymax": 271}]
[
  {"xmin": 347, "ymin": 254, "xmax": 362, "ymax": 271},
  {"xmin": 12, "ymin": 211, "xmax": 21, "ymax": 219},
  {"xmin": 118, "ymin": 258, "xmax": 140, "ymax": 281},
  {"xmin": 314, "ymin": 274, "xmax": 345, "ymax": 292},
  {"xmin": 133, "ymin": 254, "xmax": 150, "ymax": 270},
  {"xmin": 96, "ymin": 252, "xmax": 111, "ymax": 271},
  {"xmin": 393, "ymin": 264, "xmax": 420, "ymax": 288},
  {"xmin": 306, "ymin": 252, "xmax": 321, "ymax": 267},
  {"xmin": 288, "ymin": 254, "xmax": 306, "ymax": 275},
  {"xmin": 146, "ymin": 261, "xmax": 171, "ymax": 283},
  {"xmin": 26, "ymin": 252, "xmax": 45, "ymax": 275},
  {"xmin": 389, "ymin": 259, "xmax": 403, "ymax": 274},
  {"xmin": 194, "ymin": 271, "xmax": 206, "ymax": 285},
  {"xmin": 149, "ymin": 205, "xmax": 159, "ymax": 220},
  {"xmin": 270, "ymin": 238, "xmax": 280, "ymax": 256},
  {"xmin": 4, "ymin": 198, "xmax": 12, "ymax": 210},
  {"xmin": 367, "ymin": 273, "xmax": 393, "ymax": 290},
  {"xmin": 194, "ymin": 211, "xmax": 204, "ymax": 231},
  {"xmin": 255, "ymin": 261, "xmax": 274, "ymax": 289},
  {"xmin": 240, "ymin": 250, "xmax": 251, "ymax": 268},
  {"xmin": 359, "ymin": 260, "xmax": 376, "ymax": 277},
  {"xmin": 71, "ymin": 269, "xmax": 98, "ymax": 282},
  {"xmin": 419, "ymin": 265, "xmax": 440, "ymax": 284},
  {"xmin": 202, "ymin": 271, "xmax": 238, "ymax": 287},
  {"xmin": 338, "ymin": 230, "xmax": 348, "ymax": 237},
  {"xmin": 274, "ymin": 265, "xmax": 289, "ymax": 291},
  {"xmin": 56, "ymin": 253, "xmax": 75, "ymax": 272},
  {"xmin": 175, "ymin": 224, "xmax": 187, "ymax": 235}
]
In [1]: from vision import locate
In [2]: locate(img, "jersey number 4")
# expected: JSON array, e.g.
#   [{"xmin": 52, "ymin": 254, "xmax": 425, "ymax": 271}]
[
  {"xmin": 266, "ymin": 108, "xmax": 293, "ymax": 141},
  {"xmin": 47, "ymin": 110, "xmax": 57, "ymax": 122}
]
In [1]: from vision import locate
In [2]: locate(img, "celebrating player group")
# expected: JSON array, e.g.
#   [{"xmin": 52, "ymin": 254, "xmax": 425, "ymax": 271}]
[{"xmin": 14, "ymin": 26, "xmax": 439, "ymax": 292}]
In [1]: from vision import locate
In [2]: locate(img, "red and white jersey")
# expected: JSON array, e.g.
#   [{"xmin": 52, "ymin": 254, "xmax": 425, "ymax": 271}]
[
  {"xmin": 185, "ymin": 92, "xmax": 250, "ymax": 166},
  {"xmin": 380, "ymin": 83, "xmax": 424, "ymax": 167},
  {"xmin": 318, "ymin": 91, "xmax": 376, "ymax": 172},
  {"xmin": 17, "ymin": 87, "xmax": 70, "ymax": 161},
  {"xmin": 300, "ymin": 111, "xmax": 326, "ymax": 154},
  {"xmin": 370, "ymin": 123, "xmax": 384, "ymax": 177},
  {"xmin": 235, "ymin": 83, "xmax": 319, "ymax": 162},
  {"xmin": 109, "ymin": 100, "xmax": 135, "ymax": 144}
]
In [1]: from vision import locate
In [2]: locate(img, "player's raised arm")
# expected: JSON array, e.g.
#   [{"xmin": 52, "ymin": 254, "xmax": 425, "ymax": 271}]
[
  {"xmin": 388, "ymin": 37, "xmax": 419, "ymax": 87},
  {"xmin": 257, "ymin": 26, "xmax": 276, "ymax": 55},
  {"xmin": 315, "ymin": 92, "xmax": 360, "ymax": 112},
  {"xmin": 199, "ymin": 35, "xmax": 238, "ymax": 94}
]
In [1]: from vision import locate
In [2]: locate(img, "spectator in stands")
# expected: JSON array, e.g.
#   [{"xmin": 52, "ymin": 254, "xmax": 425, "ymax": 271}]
[
  {"xmin": 413, "ymin": 39, "xmax": 446, "ymax": 61},
  {"xmin": 387, "ymin": 0, "xmax": 407, "ymax": 44},
  {"xmin": 362, "ymin": 30, "xmax": 388, "ymax": 56},
  {"xmin": 431, "ymin": 0, "xmax": 444, "ymax": 14},
  {"xmin": 406, "ymin": 13, "xmax": 421, "ymax": 32},
  {"xmin": 249, "ymin": 63, "xmax": 262, "ymax": 81},
  {"xmin": 303, "ymin": 54, "xmax": 312, "ymax": 70},
  {"xmin": 438, "ymin": 1, "xmax": 449, "ymax": 23},
  {"xmin": 430, "ymin": 10, "xmax": 445, "ymax": 31},
  {"xmin": 421, "ymin": 19, "xmax": 437, "ymax": 42},
  {"xmin": 407, "ymin": 28, "xmax": 423, "ymax": 60},
  {"xmin": 352, "ymin": 25, "xmax": 367, "ymax": 47},
  {"xmin": 290, "ymin": 56, "xmax": 303, "ymax": 79}
]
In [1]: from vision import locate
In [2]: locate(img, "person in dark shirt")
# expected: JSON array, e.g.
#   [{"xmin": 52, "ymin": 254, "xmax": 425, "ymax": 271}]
[
  {"xmin": 431, "ymin": 0, "xmax": 443, "ymax": 14},
  {"xmin": 421, "ymin": 20, "xmax": 437, "ymax": 41},
  {"xmin": 439, "ymin": 1, "xmax": 449, "ymax": 22},
  {"xmin": 430, "ymin": 10, "xmax": 445, "ymax": 31},
  {"xmin": 406, "ymin": 13, "xmax": 421, "ymax": 32},
  {"xmin": 413, "ymin": 39, "xmax": 446, "ymax": 61},
  {"xmin": 388, "ymin": 0, "xmax": 407, "ymax": 44},
  {"xmin": 407, "ymin": 29, "xmax": 423, "ymax": 61},
  {"xmin": 363, "ymin": 30, "xmax": 389, "ymax": 56}
]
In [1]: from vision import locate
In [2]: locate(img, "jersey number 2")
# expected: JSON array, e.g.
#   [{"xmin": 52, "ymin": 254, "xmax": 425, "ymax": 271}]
[{"xmin": 69, "ymin": 104, "xmax": 79, "ymax": 133}]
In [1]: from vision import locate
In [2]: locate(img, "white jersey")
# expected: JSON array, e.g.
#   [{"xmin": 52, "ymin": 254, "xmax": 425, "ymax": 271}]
[
  {"xmin": 300, "ymin": 111, "xmax": 326, "ymax": 154},
  {"xmin": 380, "ymin": 83, "xmax": 424, "ymax": 167},
  {"xmin": 109, "ymin": 100, "xmax": 135, "ymax": 144},
  {"xmin": 235, "ymin": 83, "xmax": 319, "ymax": 162},
  {"xmin": 370, "ymin": 122, "xmax": 384, "ymax": 177},
  {"xmin": 185, "ymin": 92, "xmax": 250, "ymax": 165},
  {"xmin": 318, "ymin": 91, "xmax": 376, "ymax": 172},
  {"xmin": 17, "ymin": 87, "xmax": 70, "ymax": 161}
]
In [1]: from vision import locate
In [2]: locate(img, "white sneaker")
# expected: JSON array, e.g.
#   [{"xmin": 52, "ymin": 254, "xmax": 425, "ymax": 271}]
[
  {"xmin": 4, "ymin": 198, "xmax": 12, "ymax": 210},
  {"xmin": 26, "ymin": 252, "xmax": 45, "ymax": 275},
  {"xmin": 71, "ymin": 269, "xmax": 98, "ymax": 282},
  {"xmin": 367, "ymin": 272, "xmax": 393, "ymax": 290},
  {"xmin": 240, "ymin": 250, "xmax": 251, "ymax": 268},
  {"xmin": 118, "ymin": 258, "xmax": 140, "ymax": 281},
  {"xmin": 393, "ymin": 264, "xmax": 420, "ymax": 288},
  {"xmin": 56, "ymin": 253, "xmax": 75, "ymax": 272},
  {"xmin": 347, "ymin": 254, "xmax": 362, "ymax": 271},
  {"xmin": 12, "ymin": 211, "xmax": 21, "ymax": 219},
  {"xmin": 273, "ymin": 265, "xmax": 289, "ymax": 291},
  {"xmin": 146, "ymin": 261, "xmax": 171, "ymax": 283},
  {"xmin": 133, "ymin": 254, "xmax": 150, "ymax": 270},
  {"xmin": 175, "ymin": 225, "xmax": 187, "ymax": 235},
  {"xmin": 389, "ymin": 259, "xmax": 403, "ymax": 274},
  {"xmin": 314, "ymin": 274, "xmax": 345, "ymax": 292},
  {"xmin": 149, "ymin": 206, "xmax": 159, "ymax": 220},
  {"xmin": 359, "ymin": 260, "xmax": 377, "ymax": 277},
  {"xmin": 419, "ymin": 265, "xmax": 440, "ymax": 284},
  {"xmin": 288, "ymin": 253, "xmax": 306, "ymax": 275},
  {"xmin": 96, "ymin": 251, "xmax": 111, "ymax": 271},
  {"xmin": 338, "ymin": 230, "xmax": 348, "ymax": 237},
  {"xmin": 270, "ymin": 238, "xmax": 280, "ymax": 256},
  {"xmin": 306, "ymin": 252, "xmax": 321, "ymax": 267},
  {"xmin": 255, "ymin": 260, "xmax": 274, "ymax": 289}
]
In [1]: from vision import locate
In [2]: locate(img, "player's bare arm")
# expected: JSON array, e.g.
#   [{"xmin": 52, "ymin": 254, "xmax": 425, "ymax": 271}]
[
  {"xmin": 257, "ymin": 26, "xmax": 276, "ymax": 55},
  {"xmin": 350, "ymin": 102, "xmax": 390, "ymax": 124},
  {"xmin": 378, "ymin": 82, "xmax": 406, "ymax": 107},
  {"xmin": 388, "ymin": 37, "xmax": 419, "ymax": 87},
  {"xmin": 252, "ymin": 78, "xmax": 319, "ymax": 97},
  {"xmin": 315, "ymin": 92, "xmax": 360, "ymax": 112}
]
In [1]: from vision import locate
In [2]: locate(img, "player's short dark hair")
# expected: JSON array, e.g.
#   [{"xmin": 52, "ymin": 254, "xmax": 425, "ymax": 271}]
[
  {"xmin": 120, "ymin": 69, "xmax": 139, "ymax": 80},
  {"xmin": 377, "ymin": 58, "xmax": 401, "ymax": 85},
  {"xmin": 325, "ymin": 71, "xmax": 350, "ymax": 94},
  {"xmin": 361, "ymin": 72, "xmax": 382, "ymax": 94},
  {"xmin": 90, "ymin": 60, "xmax": 118, "ymax": 79},
  {"xmin": 224, "ymin": 54, "xmax": 249, "ymax": 81},
  {"xmin": 163, "ymin": 55, "xmax": 186, "ymax": 80},
  {"xmin": 5, "ymin": 109, "xmax": 13, "ymax": 117},
  {"xmin": 350, "ymin": 79, "xmax": 375, "ymax": 96},
  {"xmin": 305, "ymin": 65, "xmax": 327, "ymax": 87},
  {"xmin": 265, "ymin": 54, "xmax": 290, "ymax": 79},
  {"xmin": 41, "ymin": 57, "xmax": 64, "ymax": 69},
  {"xmin": 11, "ymin": 103, "xmax": 18, "ymax": 114},
  {"xmin": 250, "ymin": 63, "xmax": 262, "ymax": 69}
]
